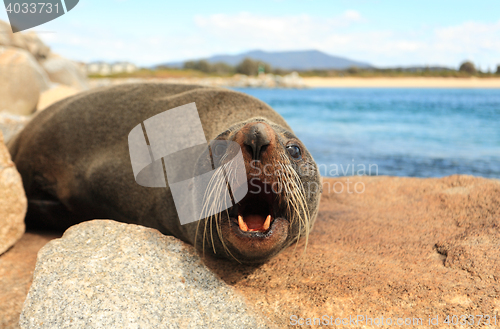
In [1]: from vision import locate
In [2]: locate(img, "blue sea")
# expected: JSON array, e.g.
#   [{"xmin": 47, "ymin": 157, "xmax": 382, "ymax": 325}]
[{"xmin": 233, "ymin": 88, "xmax": 500, "ymax": 178}]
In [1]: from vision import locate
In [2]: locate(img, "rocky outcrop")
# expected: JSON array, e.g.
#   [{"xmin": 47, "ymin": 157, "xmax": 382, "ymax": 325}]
[
  {"xmin": 0, "ymin": 23, "xmax": 49, "ymax": 60},
  {"xmin": 0, "ymin": 21, "xmax": 27, "ymax": 50},
  {"xmin": 0, "ymin": 47, "xmax": 50, "ymax": 115},
  {"xmin": 0, "ymin": 232, "xmax": 59, "ymax": 329},
  {"xmin": 19, "ymin": 220, "xmax": 272, "ymax": 329},
  {"xmin": 0, "ymin": 113, "xmax": 31, "ymax": 143},
  {"xmin": 2, "ymin": 175, "xmax": 499, "ymax": 328},
  {"xmin": 20, "ymin": 32, "xmax": 50, "ymax": 61},
  {"xmin": 224, "ymin": 72, "xmax": 305, "ymax": 88},
  {"xmin": 0, "ymin": 19, "xmax": 87, "ymax": 117},
  {"xmin": 0, "ymin": 132, "xmax": 26, "ymax": 255},
  {"xmin": 206, "ymin": 175, "xmax": 500, "ymax": 327},
  {"xmin": 41, "ymin": 55, "xmax": 89, "ymax": 90},
  {"xmin": 87, "ymin": 72, "xmax": 306, "ymax": 89}
]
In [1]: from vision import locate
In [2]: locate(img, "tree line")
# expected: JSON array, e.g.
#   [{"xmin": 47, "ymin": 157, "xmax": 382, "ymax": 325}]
[
  {"xmin": 182, "ymin": 58, "xmax": 500, "ymax": 77},
  {"xmin": 459, "ymin": 61, "xmax": 500, "ymax": 75},
  {"xmin": 183, "ymin": 58, "xmax": 288, "ymax": 76}
]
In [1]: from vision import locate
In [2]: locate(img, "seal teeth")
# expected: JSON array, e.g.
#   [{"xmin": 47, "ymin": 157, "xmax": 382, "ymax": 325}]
[
  {"xmin": 263, "ymin": 215, "xmax": 271, "ymax": 231},
  {"xmin": 238, "ymin": 215, "xmax": 248, "ymax": 232}
]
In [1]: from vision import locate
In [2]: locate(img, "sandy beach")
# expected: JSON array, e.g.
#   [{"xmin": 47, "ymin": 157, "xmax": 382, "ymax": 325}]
[{"xmin": 303, "ymin": 77, "xmax": 500, "ymax": 88}]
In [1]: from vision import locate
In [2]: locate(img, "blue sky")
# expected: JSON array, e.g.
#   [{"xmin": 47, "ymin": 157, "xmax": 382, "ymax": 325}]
[{"xmin": 1, "ymin": 0, "xmax": 499, "ymax": 69}]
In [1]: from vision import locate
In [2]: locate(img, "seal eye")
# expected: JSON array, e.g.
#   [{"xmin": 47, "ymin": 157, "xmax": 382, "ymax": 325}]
[
  {"xmin": 213, "ymin": 143, "xmax": 227, "ymax": 157},
  {"xmin": 286, "ymin": 144, "xmax": 302, "ymax": 160}
]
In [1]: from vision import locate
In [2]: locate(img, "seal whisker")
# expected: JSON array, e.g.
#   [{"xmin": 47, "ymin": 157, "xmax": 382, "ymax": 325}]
[
  {"xmin": 278, "ymin": 155, "xmax": 311, "ymax": 256},
  {"xmin": 199, "ymin": 164, "xmax": 226, "ymax": 256},
  {"xmin": 276, "ymin": 161, "xmax": 301, "ymax": 242},
  {"xmin": 216, "ymin": 162, "xmax": 241, "ymax": 262},
  {"xmin": 210, "ymin": 166, "xmax": 227, "ymax": 254}
]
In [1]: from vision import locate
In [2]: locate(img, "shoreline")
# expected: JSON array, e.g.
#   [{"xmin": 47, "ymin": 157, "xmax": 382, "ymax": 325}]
[
  {"xmin": 88, "ymin": 76, "xmax": 500, "ymax": 89},
  {"xmin": 303, "ymin": 77, "xmax": 500, "ymax": 88}
]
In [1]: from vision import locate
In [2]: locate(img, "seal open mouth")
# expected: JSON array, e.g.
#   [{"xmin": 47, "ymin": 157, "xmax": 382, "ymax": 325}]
[
  {"xmin": 228, "ymin": 179, "xmax": 285, "ymax": 235},
  {"xmin": 222, "ymin": 177, "xmax": 290, "ymax": 262}
]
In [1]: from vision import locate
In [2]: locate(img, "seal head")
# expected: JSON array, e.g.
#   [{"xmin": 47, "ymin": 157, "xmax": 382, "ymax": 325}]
[{"xmin": 188, "ymin": 118, "xmax": 321, "ymax": 263}]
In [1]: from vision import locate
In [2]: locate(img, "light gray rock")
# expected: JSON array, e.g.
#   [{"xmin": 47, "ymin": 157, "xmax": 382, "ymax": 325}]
[
  {"xmin": 0, "ymin": 20, "xmax": 12, "ymax": 47},
  {"xmin": 0, "ymin": 131, "xmax": 26, "ymax": 255},
  {"xmin": 0, "ymin": 112, "xmax": 31, "ymax": 143},
  {"xmin": 0, "ymin": 20, "xmax": 27, "ymax": 50},
  {"xmin": 0, "ymin": 46, "xmax": 50, "ymax": 115},
  {"xmin": 20, "ymin": 220, "xmax": 273, "ymax": 329},
  {"xmin": 20, "ymin": 31, "xmax": 50, "ymax": 61},
  {"xmin": 41, "ymin": 55, "xmax": 89, "ymax": 90},
  {"xmin": 0, "ymin": 20, "xmax": 50, "ymax": 61}
]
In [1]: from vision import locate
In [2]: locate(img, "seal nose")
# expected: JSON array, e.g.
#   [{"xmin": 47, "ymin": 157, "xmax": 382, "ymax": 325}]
[{"xmin": 242, "ymin": 122, "xmax": 271, "ymax": 161}]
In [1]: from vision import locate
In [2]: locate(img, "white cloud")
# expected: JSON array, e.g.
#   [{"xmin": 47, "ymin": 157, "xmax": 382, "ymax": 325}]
[
  {"xmin": 194, "ymin": 10, "xmax": 363, "ymax": 36},
  {"xmin": 187, "ymin": 11, "xmax": 369, "ymax": 59},
  {"xmin": 194, "ymin": 12, "xmax": 314, "ymax": 37},
  {"xmin": 433, "ymin": 21, "xmax": 500, "ymax": 59},
  {"xmin": 190, "ymin": 13, "xmax": 500, "ymax": 69},
  {"xmin": 342, "ymin": 10, "xmax": 362, "ymax": 22},
  {"xmin": 34, "ymin": 11, "xmax": 500, "ymax": 69}
]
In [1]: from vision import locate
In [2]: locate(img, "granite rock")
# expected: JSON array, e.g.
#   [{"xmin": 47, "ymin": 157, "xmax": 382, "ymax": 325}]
[
  {"xmin": 0, "ymin": 232, "xmax": 60, "ymax": 329},
  {"xmin": 0, "ymin": 20, "xmax": 27, "ymax": 50},
  {"xmin": 0, "ymin": 46, "xmax": 50, "ymax": 115},
  {"xmin": 206, "ymin": 175, "xmax": 500, "ymax": 327},
  {"xmin": 0, "ymin": 131, "xmax": 26, "ymax": 255},
  {"xmin": 20, "ymin": 32, "xmax": 50, "ymax": 61},
  {"xmin": 5, "ymin": 175, "xmax": 500, "ymax": 328},
  {"xmin": 20, "ymin": 220, "xmax": 272, "ymax": 329},
  {"xmin": 41, "ymin": 55, "xmax": 89, "ymax": 90},
  {"xmin": 0, "ymin": 113, "xmax": 31, "ymax": 143},
  {"xmin": 0, "ymin": 20, "xmax": 12, "ymax": 47}
]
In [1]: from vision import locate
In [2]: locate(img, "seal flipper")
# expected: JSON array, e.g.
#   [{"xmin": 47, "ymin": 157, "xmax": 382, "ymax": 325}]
[
  {"xmin": 25, "ymin": 180, "xmax": 84, "ymax": 232},
  {"xmin": 26, "ymin": 199, "xmax": 72, "ymax": 232}
]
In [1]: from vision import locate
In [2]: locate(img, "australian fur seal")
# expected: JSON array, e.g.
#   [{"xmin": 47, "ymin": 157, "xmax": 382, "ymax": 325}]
[{"xmin": 9, "ymin": 83, "xmax": 321, "ymax": 263}]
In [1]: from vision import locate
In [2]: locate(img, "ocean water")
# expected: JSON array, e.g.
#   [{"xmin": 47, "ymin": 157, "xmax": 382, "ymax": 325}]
[{"xmin": 233, "ymin": 88, "xmax": 500, "ymax": 178}]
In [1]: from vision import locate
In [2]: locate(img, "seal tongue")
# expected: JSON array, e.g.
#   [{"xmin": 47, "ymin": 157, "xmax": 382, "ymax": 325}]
[{"xmin": 238, "ymin": 214, "xmax": 271, "ymax": 232}]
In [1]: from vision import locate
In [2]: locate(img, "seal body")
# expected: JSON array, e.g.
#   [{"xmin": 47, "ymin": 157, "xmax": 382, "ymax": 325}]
[{"xmin": 9, "ymin": 83, "xmax": 321, "ymax": 263}]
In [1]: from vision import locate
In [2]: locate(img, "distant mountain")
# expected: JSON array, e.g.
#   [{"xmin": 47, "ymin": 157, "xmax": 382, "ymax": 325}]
[{"xmin": 158, "ymin": 50, "xmax": 372, "ymax": 70}]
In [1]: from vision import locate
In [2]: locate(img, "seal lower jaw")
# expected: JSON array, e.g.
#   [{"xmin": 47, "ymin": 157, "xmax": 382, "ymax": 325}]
[
  {"xmin": 221, "ymin": 180, "xmax": 290, "ymax": 263},
  {"xmin": 224, "ymin": 217, "xmax": 289, "ymax": 263}
]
